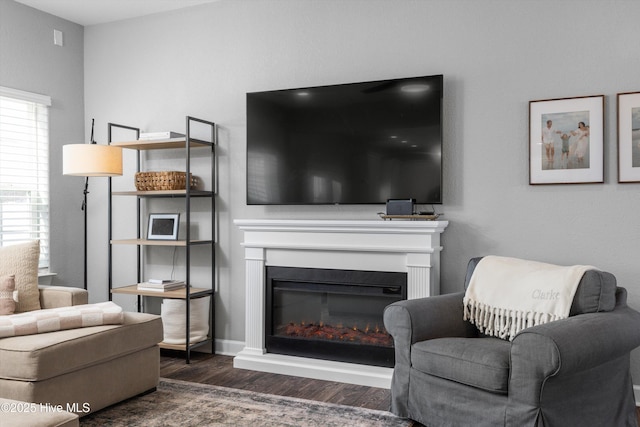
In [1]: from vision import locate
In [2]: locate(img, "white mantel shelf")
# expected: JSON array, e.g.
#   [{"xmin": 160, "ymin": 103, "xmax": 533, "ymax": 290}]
[
  {"xmin": 233, "ymin": 218, "xmax": 448, "ymax": 388},
  {"xmin": 235, "ymin": 218, "xmax": 448, "ymax": 231}
]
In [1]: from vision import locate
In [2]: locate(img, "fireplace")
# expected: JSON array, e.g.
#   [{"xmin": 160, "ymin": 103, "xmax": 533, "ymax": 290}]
[
  {"xmin": 266, "ymin": 267, "xmax": 406, "ymax": 367},
  {"xmin": 233, "ymin": 219, "xmax": 448, "ymax": 388}
]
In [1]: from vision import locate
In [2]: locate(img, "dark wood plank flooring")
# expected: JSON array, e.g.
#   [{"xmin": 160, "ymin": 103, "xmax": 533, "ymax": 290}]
[
  {"xmin": 160, "ymin": 350, "xmax": 391, "ymax": 411},
  {"xmin": 162, "ymin": 350, "xmax": 640, "ymax": 425}
]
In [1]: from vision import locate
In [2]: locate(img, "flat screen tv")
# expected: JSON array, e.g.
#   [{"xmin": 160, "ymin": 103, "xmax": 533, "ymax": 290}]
[{"xmin": 246, "ymin": 74, "xmax": 443, "ymax": 205}]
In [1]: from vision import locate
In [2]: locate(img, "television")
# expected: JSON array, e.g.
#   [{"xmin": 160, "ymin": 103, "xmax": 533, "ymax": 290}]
[{"xmin": 246, "ymin": 74, "xmax": 443, "ymax": 205}]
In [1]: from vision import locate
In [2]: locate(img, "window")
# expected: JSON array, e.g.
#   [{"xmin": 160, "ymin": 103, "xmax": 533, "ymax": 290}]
[{"xmin": 0, "ymin": 87, "xmax": 51, "ymax": 269}]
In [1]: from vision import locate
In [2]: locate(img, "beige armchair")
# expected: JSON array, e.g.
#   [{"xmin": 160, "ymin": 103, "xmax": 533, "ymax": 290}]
[{"xmin": 38, "ymin": 284, "xmax": 89, "ymax": 308}]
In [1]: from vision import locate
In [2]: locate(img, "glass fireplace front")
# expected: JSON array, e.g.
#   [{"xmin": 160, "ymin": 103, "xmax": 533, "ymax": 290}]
[{"xmin": 265, "ymin": 266, "xmax": 407, "ymax": 367}]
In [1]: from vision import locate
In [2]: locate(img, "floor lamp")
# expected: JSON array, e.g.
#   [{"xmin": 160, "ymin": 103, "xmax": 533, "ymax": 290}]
[{"xmin": 62, "ymin": 119, "xmax": 123, "ymax": 289}]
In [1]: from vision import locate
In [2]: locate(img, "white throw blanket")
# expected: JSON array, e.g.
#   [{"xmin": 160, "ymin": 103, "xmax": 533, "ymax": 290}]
[
  {"xmin": 463, "ymin": 256, "xmax": 595, "ymax": 340},
  {"xmin": 0, "ymin": 301, "xmax": 123, "ymax": 338}
]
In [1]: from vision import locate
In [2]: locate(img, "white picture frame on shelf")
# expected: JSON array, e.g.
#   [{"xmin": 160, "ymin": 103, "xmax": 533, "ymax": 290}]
[{"xmin": 147, "ymin": 213, "xmax": 180, "ymax": 240}]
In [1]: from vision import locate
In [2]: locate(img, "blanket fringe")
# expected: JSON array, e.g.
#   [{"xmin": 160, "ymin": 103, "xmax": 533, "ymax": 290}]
[{"xmin": 463, "ymin": 297, "xmax": 563, "ymax": 341}]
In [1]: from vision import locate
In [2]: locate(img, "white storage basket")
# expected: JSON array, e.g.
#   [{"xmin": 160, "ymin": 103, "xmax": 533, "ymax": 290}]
[{"xmin": 161, "ymin": 296, "xmax": 210, "ymax": 344}]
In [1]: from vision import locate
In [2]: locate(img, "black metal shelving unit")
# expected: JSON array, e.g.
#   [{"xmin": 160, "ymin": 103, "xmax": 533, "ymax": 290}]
[{"xmin": 107, "ymin": 116, "xmax": 216, "ymax": 363}]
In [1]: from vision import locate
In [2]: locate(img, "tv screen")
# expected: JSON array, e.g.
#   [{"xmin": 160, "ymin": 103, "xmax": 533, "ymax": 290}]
[{"xmin": 246, "ymin": 74, "xmax": 443, "ymax": 205}]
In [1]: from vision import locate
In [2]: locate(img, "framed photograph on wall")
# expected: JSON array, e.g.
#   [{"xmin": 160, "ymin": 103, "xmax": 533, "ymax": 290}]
[
  {"xmin": 529, "ymin": 95, "xmax": 604, "ymax": 184},
  {"xmin": 617, "ymin": 91, "xmax": 640, "ymax": 183},
  {"xmin": 147, "ymin": 213, "xmax": 180, "ymax": 240}
]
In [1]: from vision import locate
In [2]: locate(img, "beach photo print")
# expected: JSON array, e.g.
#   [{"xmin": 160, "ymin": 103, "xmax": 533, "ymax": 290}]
[
  {"xmin": 617, "ymin": 91, "xmax": 640, "ymax": 183},
  {"xmin": 529, "ymin": 95, "xmax": 604, "ymax": 184}
]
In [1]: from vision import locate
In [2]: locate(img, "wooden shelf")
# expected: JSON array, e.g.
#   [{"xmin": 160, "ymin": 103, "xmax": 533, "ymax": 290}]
[
  {"xmin": 112, "ymin": 189, "xmax": 214, "ymax": 197},
  {"xmin": 111, "ymin": 284, "xmax": 212, "ymax": 299},
  {"xmin": 108, "ymin": 117, "xmax": 216, "ymax": 364},
  {"xmin": 111, "ymin": 239, "xmax": 213, "ymax": 246},
  {"xmin": 111, "ymin": 137, "xmax": 212, "ymax": 150}
]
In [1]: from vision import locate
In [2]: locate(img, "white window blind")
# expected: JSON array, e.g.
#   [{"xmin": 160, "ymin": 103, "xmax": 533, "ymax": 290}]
[{"xmin": 0, "ymin": 87, "xmax": 51, "ymax": 269}]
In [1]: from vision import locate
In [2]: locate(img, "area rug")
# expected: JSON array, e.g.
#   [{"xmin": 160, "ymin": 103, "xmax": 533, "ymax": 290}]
[{"xmin": 80, "ymin": 378, "xmax": 414, "ymax": 426}]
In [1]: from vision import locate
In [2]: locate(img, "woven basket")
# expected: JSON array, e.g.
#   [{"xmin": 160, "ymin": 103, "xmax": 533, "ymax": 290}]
[{"xmin": 135, "ymin": 171, "xmax": 196, "ymax": 191}]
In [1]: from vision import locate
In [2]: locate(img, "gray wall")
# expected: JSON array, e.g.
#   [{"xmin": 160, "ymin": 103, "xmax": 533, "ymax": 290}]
[
  {"xmin": 6, "ymin": 0, "xmax": 640, "ymax": 382},
  {"xmin": 83, "ymin": 0, "xmax": 640, "ymax": 380},
  {"xmin": 0, "ymin": 0, "xmax": 85, "ymax": 287}
]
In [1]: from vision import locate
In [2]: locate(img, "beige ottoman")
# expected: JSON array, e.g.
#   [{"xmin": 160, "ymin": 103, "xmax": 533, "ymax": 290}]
[
  {"xmin": 0, "ymin": 312, "xmax": 162, "ymax": 415},
  {"xmin": 0, "ymin": 397, "xmax": 78, "ymax": 427}
]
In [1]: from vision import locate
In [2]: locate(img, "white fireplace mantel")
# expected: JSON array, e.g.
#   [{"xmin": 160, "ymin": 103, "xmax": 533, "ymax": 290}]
[{"xmin": 233, "ymin": 219, "xmax": 448, "ymax": 388}]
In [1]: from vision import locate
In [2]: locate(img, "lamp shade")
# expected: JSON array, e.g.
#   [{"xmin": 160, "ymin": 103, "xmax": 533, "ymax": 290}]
[{"xmin": 63, "ymin": 144, "xmax": 123, "ymax": 177}]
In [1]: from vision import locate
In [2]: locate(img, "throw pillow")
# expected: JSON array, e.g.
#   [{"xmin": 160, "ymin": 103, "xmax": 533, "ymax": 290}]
[
  {"xmin": 0, "ymin": 275, "xmax": 17, "ymax": 315},
  {"xmin": 0, "ymin": 240, "xmax": 41, "ymax": 313}
]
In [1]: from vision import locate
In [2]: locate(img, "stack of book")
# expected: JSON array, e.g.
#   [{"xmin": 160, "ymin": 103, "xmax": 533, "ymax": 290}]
[
  {"xmin": 138, "ymin": 131, "xmax": 184, "ymax": 141},
  {"xmin": 137, "ymin": 279, "xmax": 185, "ymax": 292}
]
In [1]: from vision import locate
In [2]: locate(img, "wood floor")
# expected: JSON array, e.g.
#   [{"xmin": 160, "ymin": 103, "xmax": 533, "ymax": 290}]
[
  {"xmin": 160, "ymin": 350, "xmax": 391, "ymax": 412},
  {"xmin": 161, "ymin": 350, "xmax": 640, "ymax": 425}
]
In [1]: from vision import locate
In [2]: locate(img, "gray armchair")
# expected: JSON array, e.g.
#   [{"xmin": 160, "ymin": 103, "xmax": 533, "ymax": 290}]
[{"xmin": 383, "ymin": 258, "xmax": 640, "ymax": 427}]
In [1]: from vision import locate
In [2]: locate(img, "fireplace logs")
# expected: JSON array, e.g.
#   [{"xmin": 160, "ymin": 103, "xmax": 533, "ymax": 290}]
[{"xmin": 278, "ymin": 321, "xmax": 393, "ymax": 347}]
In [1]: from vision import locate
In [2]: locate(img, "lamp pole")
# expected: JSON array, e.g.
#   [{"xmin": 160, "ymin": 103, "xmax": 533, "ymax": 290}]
[
  {"xmin": 62, "ymin": 118, "xmax": 122, "ymax": 291},
  {"xmin": 79, "ymin": 119, "xmax": 98, "ymax": 289},
  {"xmin": 82, "ymin": 176, "xmax": 88, "ymax": 289}
]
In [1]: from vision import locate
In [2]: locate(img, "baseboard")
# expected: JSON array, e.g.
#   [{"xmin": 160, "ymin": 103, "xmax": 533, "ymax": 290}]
[
  {"xmin": 634, "ymin": 384, "xmax": 640, "ymax": 406},
  {"xmin": 233, "ymin": 350, "xmax": 392, "ymax": 388},
  {"xmin": 214, "ymin": 339, "xmax": 244, "ymax": 356},
  {"xmin": 213, "ymin": 340, "xmax": 391, "ymax": 387}
]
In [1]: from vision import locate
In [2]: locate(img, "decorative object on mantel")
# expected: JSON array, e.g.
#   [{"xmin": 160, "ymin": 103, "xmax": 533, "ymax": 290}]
[
  {"xmin": 617, "ymin": 91, "xmax": 640, "ymax": 183},
  {"xmin": 80, "ymin": 378, "xmax": 412, "ymax": 427},
  {"xmin": 529, "ymin": 95, "xmax": 604, "ymax": 185},
  {"xmin": 62, "ymin": 119, "xmax": 124, "ymax": 289},
  {"xmin": 385, "ymin": 198, "xmax": 415, "ymax": 216},
  {"xmin": 378, "ymin": 213, "xmax": 441, "ymax": 221}
]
